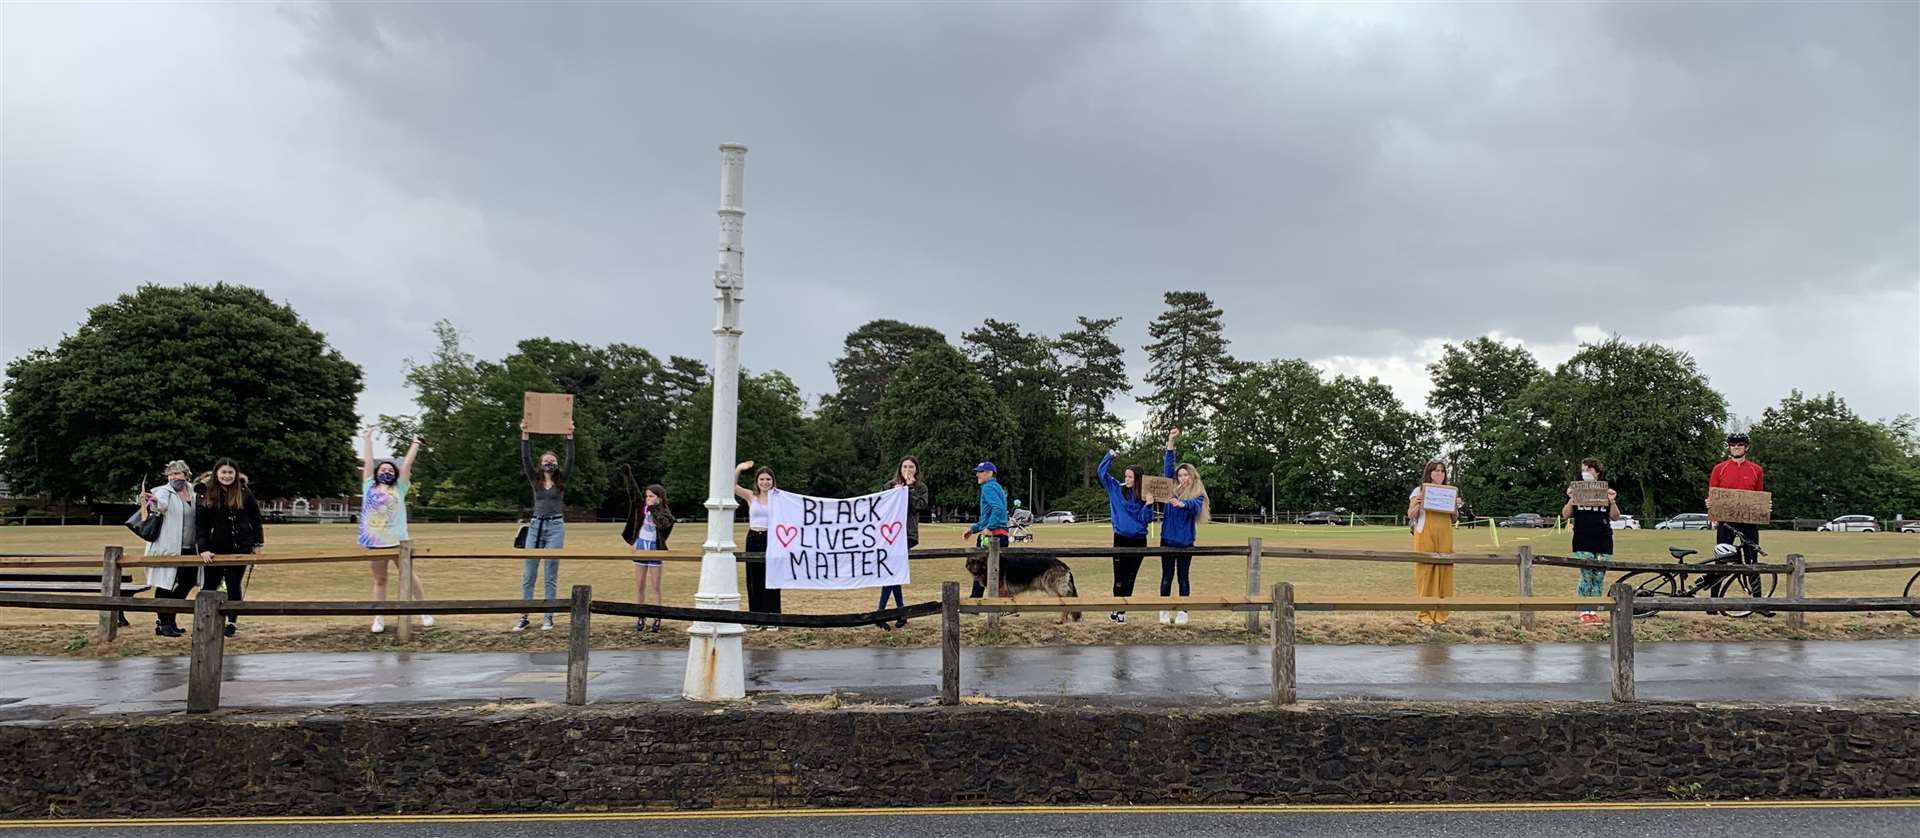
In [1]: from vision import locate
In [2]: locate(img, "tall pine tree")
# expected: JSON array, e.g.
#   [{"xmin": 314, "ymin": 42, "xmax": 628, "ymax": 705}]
[{"xmin": 1139, "ymin": 291, "xmax": 1237, "ymax": 435}]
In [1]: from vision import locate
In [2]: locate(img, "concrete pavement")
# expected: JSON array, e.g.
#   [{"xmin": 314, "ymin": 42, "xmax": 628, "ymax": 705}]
[{"xmin": 1, "ymin": 638, "xmax": 1913, "ymax": 717}]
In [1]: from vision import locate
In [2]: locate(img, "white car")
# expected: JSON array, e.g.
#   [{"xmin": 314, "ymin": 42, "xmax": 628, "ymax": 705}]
[
  {"xmin": 1039, "ymin": 511, "xmax": 1076, "ymax": 524},
  {"xmin": 1655, "ymin": 513, "xmax": 1709, "ymax": 530},
  {"xmin": 1818, "ymin": 515, "xmax": 1880, "ymax": 533},
  {"xmin": 1902, "ymin": 521, "xmax": 1920, "ymax": 534},
  {"xmin": 1610, "ymin": 515, "xmax": 1640, "ymax": 531}
]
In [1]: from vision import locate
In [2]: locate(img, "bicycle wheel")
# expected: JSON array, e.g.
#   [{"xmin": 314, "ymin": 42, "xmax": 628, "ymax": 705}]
[
  {"xmin": 1904, "ymin": 571, "xmax": 1920, "ymax": 619},
  {"xmin": 1617, "ymin": 571, "xmax": 1679, "ymax": 617},
  {"xmin": 1710, "ymin": 567, "xmax": 1776, "ymax": 618}
]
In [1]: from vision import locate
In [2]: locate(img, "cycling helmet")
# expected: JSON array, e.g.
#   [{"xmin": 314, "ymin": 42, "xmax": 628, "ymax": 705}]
[
  {"xmin": 1713, "ymin": 543, "xmax": 1738, "ymax": 558},
  {"xmin": 1726, "ymin": 432, "xmax": 1750, "ymax": 445}
]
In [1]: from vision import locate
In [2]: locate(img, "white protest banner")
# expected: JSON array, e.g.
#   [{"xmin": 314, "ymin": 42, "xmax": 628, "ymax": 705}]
[
  {"xmin": 1421, "ymin": 483, "xmax": 1458, "ymax": 514},
  {"xmin": 766, "ymin": 486, "xmax": 910, "ymax": 590}
]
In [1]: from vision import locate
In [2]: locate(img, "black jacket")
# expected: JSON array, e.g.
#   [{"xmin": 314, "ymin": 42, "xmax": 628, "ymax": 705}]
[
  {"xmin": 195, "ymin": 482, "xmax": 265, "ymax": 556},
  {"xmin": 621, "ymin": 502, "xmax": 674, "ymax": 549}
]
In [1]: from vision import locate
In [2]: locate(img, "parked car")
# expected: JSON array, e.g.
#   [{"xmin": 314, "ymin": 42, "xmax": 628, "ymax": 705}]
[
  {"xmin": 1655, "ymin": 513, "xmax": 1709, "ymax": 530},
  {"xmin": 1818, "ymin": 515, "xmax": 1879, "ymax": 533},
  {"xmin": 1502, "ymin": 513, "xmax": 1549, "ymax": 529},
  {"xmin": 1294, "ymin": 511, "xmax": 1347, "ymax": 525},
  {"xmin": 1610, "ymin": 515, "xmax": 1640, "ymax": 531},
  {"xmin": 1039, "ymin": 511, "xmax": 1076, "ymax": 524},
  {"xmin": 1901, "ymin": 520, "xmax": 1920, "ymax": 534}
]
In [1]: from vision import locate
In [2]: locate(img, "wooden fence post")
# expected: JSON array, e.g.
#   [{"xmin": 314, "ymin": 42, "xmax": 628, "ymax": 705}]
[
  {"xmin": 566, "ymin": 585, "xmax": 591, "ymax": 706},
  {"xmin": 1787, "ymin": 555, "xmax": 1807, "ymax": 629},
  {"xmin": 187, "ymin": 590, "xmax": 228, "ymax": 713},
  {"xmin": 97, "ymin": 545, "xmax": 124, "ymax": 642},
  {"xmin": 1517, "ymin": 545, "xmax": 1536, "ymax": 630},
  {"xmin": 1272, "ymin": 582, "xmax": 1296, "ymax": 705},
  {"xmin": 1244, "ymin": 537, "xmax": 1263, "ymax": 633},
  {"xmin": 941, "ymin": 581, "xmax": 960, "ymax": 706},
  {"xmin": 1609, "ymin": 582, "xmax": 1635, "ymax": 703},
  {"xmin": 985, "ymin": 538, "xmax": 1002, "ymax": 629},
  {"xmin": 395, "ymin": 541, "xmax": 414, "ymax": 643}
]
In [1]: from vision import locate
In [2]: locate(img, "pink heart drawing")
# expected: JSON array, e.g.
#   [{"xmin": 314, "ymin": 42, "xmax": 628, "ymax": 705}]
[
  {"xmin": 775, "ymin": 525, "xmax": 800, "ymax": 548},
  {"xmin": 880, "ymin": 521, "xmax": 903, "ymax": 545}
]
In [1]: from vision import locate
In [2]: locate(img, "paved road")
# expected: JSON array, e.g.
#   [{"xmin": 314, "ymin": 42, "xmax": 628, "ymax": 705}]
[
  {"xmin": 1, "ymin": 639, "xmax": 1914, "ymax": 717},
  {"xmin": 4, "ymin": 803, "xmax": 1916, "ymax": 837}
]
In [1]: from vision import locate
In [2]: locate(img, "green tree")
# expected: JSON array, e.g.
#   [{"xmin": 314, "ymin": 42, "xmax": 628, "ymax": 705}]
[
  {"xmin": 824, "ymin": 319, "xmax": 948, "ymax": 470},
  {"xmin": 962, "ymin": 318, "xmax": 1078, "ymax": 512},
  {"xmin": 1212, "ymin": 360, "xmax": 1335, "ymax": 513},
  {"xmin": 1426, "ymin": 336, "xmax": 1545, "ymax": 451},
  {"xmin": 1322, "ymin": 375, "xmax": 1440, "ymax": 514},
  {"xmin": 1526, "ymin": 338, "xmax": 1728, "ymax": 521},
  {"xmin": 1750, "ymin": 391, "xmax": 1912, "ymax": 519},
  {"xmin": 658, "ymin": 370, "xmax": 810, "ymax": 514},
  {"xmin": 1056, "ymin": 315, "xmax": 1132, "ymax": 486},
  {"xmin": 0, "ymin": 284, "xmax": 362, "ymax": 500},
  {"xmin": 1139, "ymin": 291, "xmax": 1237, "ymax": 435},
  {"xmin": 873, "ymin": 342, "xmax": 1014, "ymax": 511}
]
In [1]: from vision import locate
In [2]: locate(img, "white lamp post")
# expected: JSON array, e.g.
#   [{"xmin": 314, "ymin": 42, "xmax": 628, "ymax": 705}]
[{"xmin": 683, "ymin": 143, "xmax": 749, "ymax": 701}]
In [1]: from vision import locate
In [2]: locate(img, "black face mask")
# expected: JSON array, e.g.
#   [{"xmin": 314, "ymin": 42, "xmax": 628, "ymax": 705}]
[
  {"xmin": 376, "ymin": 472, "xmax": 398, "ymax": 485},
  {"xmin": 542, "ymin": 463, "xmax": 559, "ymax": 473}
]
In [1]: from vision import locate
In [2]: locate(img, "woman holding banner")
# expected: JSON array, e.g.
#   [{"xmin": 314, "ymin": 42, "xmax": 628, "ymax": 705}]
[
  {"xmin": 623, "ymin": 483, "xmax": 674, "ymax": 632},
  {"xmin": 877, "ymin": 456, "xmax": 927, "ymax": 629},
  {"xmin": 733, "ymin": 461, "xmax": 782, "ymax": 626},
  {"xmin": 1097, "ymin": 448, "xmax": 1155, "ymax": 624},
  {"xmin": 515, "ymin": 419, "xmax": 574, "ymax": 632},
  {"xmin": 1148, "ymin": 428, "xmax": 1210, "ymax": 626},
  {"xmin": 1407, "ymin": 460, "xmax": 1462, "ymax": 625}
]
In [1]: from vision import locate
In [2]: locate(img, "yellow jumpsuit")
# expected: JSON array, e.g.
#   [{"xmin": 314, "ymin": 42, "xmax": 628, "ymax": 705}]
[{"xmin": 1413, "ymin": 504, "xmax": 1455, "ymax": 624}]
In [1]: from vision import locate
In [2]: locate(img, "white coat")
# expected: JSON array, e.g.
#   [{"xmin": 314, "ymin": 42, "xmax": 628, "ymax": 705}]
[{"xmin": 140, "ymin": 483, "xmax": 195, "ymax": 590}]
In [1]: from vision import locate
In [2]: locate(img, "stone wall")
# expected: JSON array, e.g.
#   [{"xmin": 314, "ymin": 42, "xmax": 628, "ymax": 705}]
[{"xmin": 6, "ymin": 700, "xmax": 1917, "ymax": 818}]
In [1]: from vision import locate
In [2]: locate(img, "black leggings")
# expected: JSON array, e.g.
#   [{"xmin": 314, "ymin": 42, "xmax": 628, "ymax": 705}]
[
  {"xmin": 1112, "ymin": 532, "xmax": 1147, "ymax": 596},
  {"xmin": 744, "ymin": 530, "xmax": 781, "ymax": 614},
  {"xmin": 1159, "ymin": 546, "xmax": 1192, "ymax": 597},
  {"xmin": 156, "ymin": 565, "xmax": 245, "ymax": 626}
]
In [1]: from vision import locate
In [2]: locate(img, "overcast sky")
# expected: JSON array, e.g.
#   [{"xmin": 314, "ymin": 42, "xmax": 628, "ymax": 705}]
[{"xmin": 4, "ymin": 1, "xmax": 1916, "ymax": 434}]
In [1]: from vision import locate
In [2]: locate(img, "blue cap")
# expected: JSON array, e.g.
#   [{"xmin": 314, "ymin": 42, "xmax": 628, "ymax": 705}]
[{"xmin": 973, "ymin": 461, "xmax": 997, "ymax": 473}]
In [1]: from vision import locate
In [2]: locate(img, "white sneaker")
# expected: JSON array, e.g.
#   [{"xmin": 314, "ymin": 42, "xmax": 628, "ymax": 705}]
[
  {"xmin": 512, "ymin": 617, "xmax": 530, "ymax": 633},
  {"xmin": 370, "ymin": 616, "xmax": 385, "ymax": 634},
  {"xmin": 1108, "ymin": 611, "xmax": 1126, "ymax": 624},
  {"xmin": 1175, "ymin": 610, "xmax": 1189, "ymax": 625},
  {"xmin": 420, "ymin": 614, "xmax": 435, "ymax": 628},
  {"xmin": 1158, "ymin": 611, "xmax": 1172, "ymax": 624},
  {"xmin": 541, "ymin": 618, "xmax": 554, "ymax": 632}
]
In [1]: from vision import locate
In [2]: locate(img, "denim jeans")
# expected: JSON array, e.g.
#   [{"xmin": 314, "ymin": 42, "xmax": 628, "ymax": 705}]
[{"xmin": 521, "ymin": 517, "xmax": 564, "ymax": 618}]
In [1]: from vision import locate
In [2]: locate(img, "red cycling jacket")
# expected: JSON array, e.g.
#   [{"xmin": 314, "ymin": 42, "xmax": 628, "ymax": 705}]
[{"xmin": 1709, "ymin": 459, "xmax": 1766, "ymax": 492}]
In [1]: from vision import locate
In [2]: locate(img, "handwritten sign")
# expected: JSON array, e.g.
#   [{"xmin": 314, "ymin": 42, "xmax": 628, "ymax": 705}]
[
  {"xmin": 766, "ymin": 487, "xmax": 910, "ymax": 589},
  {"xmin": 1421, "ymin": 483, "xmax": 1458, "ymax": 514},
  {"xmin": 1708, "ymin": 487, "xmax": 1772, "ymax": 525},
  {"xmin": 1569, "ymin": 481, "xmax": 1611, "ymax": 507},
  {"xmin": 1141, "ymin": 475, "xmax": 1177, "ymax": 501},
  {"xmin": 522, "ymin": 392, "xmax": 574, "ymax": 434}
]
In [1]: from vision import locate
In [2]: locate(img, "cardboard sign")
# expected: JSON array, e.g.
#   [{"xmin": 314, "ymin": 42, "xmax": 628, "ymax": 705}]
[
  {"xmin": 1141, "ymin": 475, "xmax": 1178, "ymax": 501},
  {"xmin": 766, "ymin": 487, "xmax": 910, "ymax": 590},
  {"xmin": 1421, "ymin": 483, "xmax": 1458, "ymax": 514},
  {"xmin": 1708, "ymin": 487, "xmax": 1773, "ymax": 525},
  {"xmin": 1569, "ymin": 481, "xmax": 1612, "ymax": 507},
  {"xmin": 522, "ymin": 392, "xmax": 574, "ymax": 435}
]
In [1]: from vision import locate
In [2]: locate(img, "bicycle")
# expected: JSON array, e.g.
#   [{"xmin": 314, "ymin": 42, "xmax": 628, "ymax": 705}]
[
  {"xmin": 1904, "ymin": 569, "xmax": 1919, "ymax": 618},
  {"xmin": 1615, "ymin": 525, "xmax": 1777, "ymax": 618}
]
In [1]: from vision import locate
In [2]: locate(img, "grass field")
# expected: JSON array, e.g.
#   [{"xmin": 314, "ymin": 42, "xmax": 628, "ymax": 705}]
[{"xmin": 2, "ymin": 521, "xmax": 1916, "ymax": 657}]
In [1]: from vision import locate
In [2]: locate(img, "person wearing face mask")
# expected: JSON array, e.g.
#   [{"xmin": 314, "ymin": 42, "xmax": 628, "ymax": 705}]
[
  {"xmin": 194, "ymin": 457, "xmax": 265, "ymax": 637},
  {"xmin": 1561, "ymin": 458, "xmax": 1621, "ymax": 624},
  {"xmin": 360, "ymin": 428, "xmax": 429, "ymax": 634},
  {"xmin": 1097, "ymin": 448, "xmax": 1155, "ymax": 624},
  {"xmin": 516, "ymin": 419, "xmax": 575, "ymax": 632},
  {"xmin": 732, "ymin": 461, "xmax": 783, "ymax": 626},
  {"xmin": 142, "ymin": 460, "xmax": 199, "ymax": 637}
]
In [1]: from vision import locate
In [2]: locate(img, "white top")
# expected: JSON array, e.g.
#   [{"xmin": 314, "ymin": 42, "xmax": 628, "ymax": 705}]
[
  {"xmin": 748, "ymin": 495, "xmax": 770, "ymax": 530},
  {"xmin": 1410, "ymin": 487, "xmax": 1429, "ymax": 535}
]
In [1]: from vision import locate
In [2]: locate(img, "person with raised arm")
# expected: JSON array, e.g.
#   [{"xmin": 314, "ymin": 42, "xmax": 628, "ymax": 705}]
[
  {"xmin": 732, "ymin": 460, "xmax": 783, "ymax": 626},
  {"xmin": 1149, "ymin": 428, "xmax": 1210, "ymax": 625},
  {"xmin": 515, "ymin": 418, "xmax": 575, "ymax": 632},
  {"xmin": 360, "ymin": 428, "xmax": 429, "ymax": 635},
  {"xmin": 1097, "ymin": 448, "xmax": 1155, "ymax": 624}
]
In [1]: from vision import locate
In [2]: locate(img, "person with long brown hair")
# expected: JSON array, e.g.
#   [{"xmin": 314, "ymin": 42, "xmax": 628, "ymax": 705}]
[
  {"xmin": 623, "ymin": 483, "xmax": 675, "ymax": 632},
  {"xmin": 516, "ymin": 418, "xmax": 574, "ymax": 632},
  {"xmin": 194, "ymin": 457, "xmax": 264, "ymax": 637},
  {"xmin": 1407, "ymin": 459, "xmax": 1463, "ymax": 625},
  {"xmin": 1562, "ymin": 457, "xmax": 1621, "ymax": 625},
  {"xmin": 877, "ymin": 455, "xmax": 928, "ymax": 630},
  {"xmin": 360, "ymin": 428, "xmax": 428, "ymax": 635},
  {"xmin": 732, "ymin": 461, "xmax": 782, "ymax": 625}
]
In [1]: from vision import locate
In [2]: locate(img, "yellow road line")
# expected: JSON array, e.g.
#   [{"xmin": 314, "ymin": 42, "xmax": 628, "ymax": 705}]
[{"xmin": 7, "ymin": 799, "xmax": 1917, "ymax": 829}]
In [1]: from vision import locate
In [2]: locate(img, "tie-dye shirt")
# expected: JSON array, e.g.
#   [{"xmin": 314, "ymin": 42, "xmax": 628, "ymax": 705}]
[{"xmin": 358, "ymin": 478, "xmax": 411, "ymax": 548}]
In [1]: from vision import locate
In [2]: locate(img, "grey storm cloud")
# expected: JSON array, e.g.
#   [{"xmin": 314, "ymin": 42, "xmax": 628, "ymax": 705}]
[{"xmin": 3, "ymin": 1, "xmax": 1915, "ymax": 429}]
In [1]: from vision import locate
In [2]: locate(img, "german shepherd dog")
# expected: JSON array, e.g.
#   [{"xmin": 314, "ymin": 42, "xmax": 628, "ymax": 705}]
[{"xmin": 966, "ymin": 552, "xmax": 1082, "ymax": 622}]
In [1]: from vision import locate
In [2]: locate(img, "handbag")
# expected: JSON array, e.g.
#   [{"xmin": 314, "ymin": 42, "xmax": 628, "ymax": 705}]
[
  {"xmin": 513, "ymin": 524, "xmax": 529, "ymax": 549},
  {"xmin": 125, "ymin": 506, "xmax": 164, "ymax": 543}
]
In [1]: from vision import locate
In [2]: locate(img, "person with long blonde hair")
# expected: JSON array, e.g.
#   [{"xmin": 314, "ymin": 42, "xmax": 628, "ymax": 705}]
[{"xmin": 1143, "ymin": 428, "xmax": 1210, "ymax": 625}]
